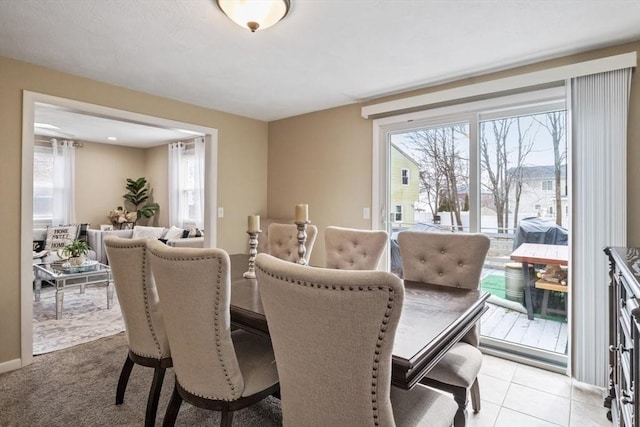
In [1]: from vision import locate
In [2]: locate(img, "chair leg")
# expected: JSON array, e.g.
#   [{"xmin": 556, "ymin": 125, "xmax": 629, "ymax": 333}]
[
  {"xmin": 116, "ymin": 355, "xmax": 135, "ymax": 405},
  {"xmin": 220, "ymin": 409, "xmax": 234, "ymax": 427},
  {"xmin": 452, "ymin": 385, "xmax": 468, "ymax": 427},
  {"xmin": 453, "ymin": 408, "xmax": 466, "ymax": 427},
  {"xmin": 145, "ymin": 367, "xmax": 166, "ymax": 427},
  {"xmin": 162, "ymin": 384, "xmax": 183, "ymax": 427},
  {"xmin": 470, "ymin": 377, "xmax": 481, "ymax": 413}
]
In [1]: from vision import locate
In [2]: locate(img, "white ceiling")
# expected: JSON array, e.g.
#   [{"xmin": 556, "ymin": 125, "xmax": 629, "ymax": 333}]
[
  {"xmin": 2, "ymin": 0, "xmax": 640, "ymax": 144},
  {"xmin": 34, "ymin": 103, "xmax": 200, "ymax": 147}
]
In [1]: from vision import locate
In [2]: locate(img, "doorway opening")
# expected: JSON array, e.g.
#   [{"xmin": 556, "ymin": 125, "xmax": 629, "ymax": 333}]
[{"xmin": 20, "ymin": 91, "xmax": 219, "ymax": 367}]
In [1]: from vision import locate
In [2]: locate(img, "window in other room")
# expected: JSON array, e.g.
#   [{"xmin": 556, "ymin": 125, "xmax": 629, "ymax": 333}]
[{"xmin": 33, "ymin": 143, "xmax": 54, "ymax": 228}]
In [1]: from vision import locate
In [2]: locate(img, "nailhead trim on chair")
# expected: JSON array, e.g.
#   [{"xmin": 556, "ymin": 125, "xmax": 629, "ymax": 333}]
[
  {"xmin": 255, "ymin": 263, "xmax": 397, "ymax": 426},
  {"xmin": 148, "ymin": 249, "xmax": 239, "ymax": 401},
  {"xmin": 107, "ymin": 239, "xmax": 165, "ymax": 360}
]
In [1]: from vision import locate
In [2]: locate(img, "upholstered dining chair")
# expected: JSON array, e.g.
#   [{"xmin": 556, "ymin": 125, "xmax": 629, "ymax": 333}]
[
  {"xmin": 255, "ymin": 253, "xmax": 458, "ymax": 427},
  {"xmin": 267, "ymin": 222, "xmax": 318, "ymax": 263},
  {"xmin": 324, "ymin": 226, "xmax": 388, "ymax": 270},
  {"xmin": 398, "ymin": 230, "xmax": 490, "ymax": 427},
  {"xmin": 146, "ymin": 241, "xmax": 279, "ymax": 427},
  {"xmin": 103, "ymin": 236, "xmax": 172, "ymax": 427}
]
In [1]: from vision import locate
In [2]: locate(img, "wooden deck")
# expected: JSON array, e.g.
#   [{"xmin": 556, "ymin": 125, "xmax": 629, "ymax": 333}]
[{"xmin": 480, "ymin": 302, "xmax": 568, "ymax": 354}]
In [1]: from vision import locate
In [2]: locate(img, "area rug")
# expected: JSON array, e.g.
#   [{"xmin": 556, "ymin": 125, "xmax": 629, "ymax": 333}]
[{"xmin": 33, "ymin": 286, "xmax": 125, "ymax": 355}]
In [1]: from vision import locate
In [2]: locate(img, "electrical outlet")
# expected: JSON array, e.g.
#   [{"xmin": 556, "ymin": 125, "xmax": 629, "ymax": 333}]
[
  {"xmin": 363, "ymin": 207, "xmax": 370, "ymax": 219},
  {"xmin": 217, "ymin": 207, "xmax": 224, "ymax": 218}
]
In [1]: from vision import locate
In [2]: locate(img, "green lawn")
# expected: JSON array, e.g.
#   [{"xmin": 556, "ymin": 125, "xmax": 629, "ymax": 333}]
[{"xmin": 481, "ymin": 274, "xmax": 506, "ymax": 299}]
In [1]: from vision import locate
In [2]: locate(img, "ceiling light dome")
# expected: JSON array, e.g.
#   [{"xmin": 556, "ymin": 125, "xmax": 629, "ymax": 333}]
[{"xmin": 216, "ymin": 0, "xmax": 290, "ymax": 32}]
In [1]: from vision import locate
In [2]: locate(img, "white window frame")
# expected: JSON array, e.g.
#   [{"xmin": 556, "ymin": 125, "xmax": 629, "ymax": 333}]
[
  {"xmin": 394, "ymin": 205, "xmax": 403, "ymax": 222},
  {"xmin": 401, "ymin": 168, "xmax": 409, "ymax": 186}
]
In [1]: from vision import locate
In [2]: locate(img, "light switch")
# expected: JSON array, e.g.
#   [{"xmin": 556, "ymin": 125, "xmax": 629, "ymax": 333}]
[{"xmin": 217, "ymin": 207, "xmax": 224, "ymax": 218}]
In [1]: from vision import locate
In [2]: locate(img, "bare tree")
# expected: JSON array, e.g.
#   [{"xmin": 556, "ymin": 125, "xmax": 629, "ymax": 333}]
[
  {"xmin": 480, "ymin": 119, "xmax": 512, "ymax": 233},
  {"xmin": 536, "ymin": 111, "xmax": 566, "ymax": 226},
  {"xmin": 480, "ymin": 117, "xmax": 535, "ymax": 233},
  {"xmin": 405, "ymin": 125, "xmax": 468, "ymax": 229},
  {"xmin": 511, "ymin": 117, "xmax": 536, "ymax": 228}
]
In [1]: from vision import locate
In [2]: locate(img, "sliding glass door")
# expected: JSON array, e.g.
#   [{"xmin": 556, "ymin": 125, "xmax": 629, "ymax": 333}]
[{"xmin": 375, "ymin": 88, "xmax": 570, "ymax": 367}]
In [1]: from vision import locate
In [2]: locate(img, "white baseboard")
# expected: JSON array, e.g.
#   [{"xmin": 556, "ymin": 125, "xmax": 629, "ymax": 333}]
[{"xmin": 0, "ymin": 358, "xmax": 22, "ymax": 374}]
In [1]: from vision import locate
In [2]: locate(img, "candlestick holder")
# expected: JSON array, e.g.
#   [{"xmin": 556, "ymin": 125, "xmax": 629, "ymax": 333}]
[
  {"xmin": 243, "ymin": 230, "xmax": 261, "ymax": 279},
  {"xmin": 295, "ymin": 220, "xmax": 310, "ymax": 265}
]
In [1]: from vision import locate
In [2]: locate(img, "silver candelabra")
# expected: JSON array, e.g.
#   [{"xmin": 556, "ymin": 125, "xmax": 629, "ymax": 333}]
[
  {"xmin": 243, "ymin": 230, "xmax": 261, "ymax": 278},
  {"xmin": 295, "ymin": 221, "xmax": 310, "ymax": 265}
]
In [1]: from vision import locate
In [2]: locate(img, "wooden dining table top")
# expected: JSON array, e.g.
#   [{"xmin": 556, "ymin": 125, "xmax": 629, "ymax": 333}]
[{"xmin": 228, "ymin": 253, "xmax": 489, "ymax": 390}]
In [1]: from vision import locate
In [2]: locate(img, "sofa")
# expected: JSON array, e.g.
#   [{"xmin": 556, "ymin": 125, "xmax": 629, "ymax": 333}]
[
  {"xmin": 89, "ymin": 228, "xmax": 204, "ymax": 264},
  {"xmin": 33, "ymin": 226, "xmax": 204, "ymax": 265},
  {"xmin": 33, "ymin": 227, "xmax": 98, "ymax": 261}
]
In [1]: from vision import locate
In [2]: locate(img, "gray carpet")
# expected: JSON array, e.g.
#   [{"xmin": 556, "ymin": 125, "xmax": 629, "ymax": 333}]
[{"xmin": 0, "ymin": 333, "xmax": 282, "ymax": 426}]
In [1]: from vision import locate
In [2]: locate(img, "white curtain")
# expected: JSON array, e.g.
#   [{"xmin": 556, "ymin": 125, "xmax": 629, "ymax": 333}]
[
  {"xmin": 51, "ymin": 139, "xmax": 76, "ymax": 225},
  {"xmin": 168, "ymin": 138, "xmax": 205, "ymax": 229},
  {"xmin": 571, "ymin": 68, "xmax": 631, "ymax": 386},
  {"xmin": 192, "ymin": 137, "xmax": 205, "ymax": 229},
  {"xmin": 168, "ymin": 142, "xmax": 184, "ymax": 227}
]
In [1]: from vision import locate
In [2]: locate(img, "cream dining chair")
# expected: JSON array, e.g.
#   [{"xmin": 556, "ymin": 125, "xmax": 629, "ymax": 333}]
[
  {"xmin": 324, "ymin": 226, "xmax": 388, "ymax": 270},
  {"xmin": 267, "ymin": 222, "xmax": 318, "ymax": 263},
  {"xmin": 255, "ymin": 253, "xmax": 457, "ymax": 427},
  {"xmin": 103, "ymin": 236, "xmax": 172, "ymax": 427},
  {"xmin": 398, "ymin": 230, "xmax": 490, "ymax": 427},
  {"xmin": 146, "ymin": 241, "xmax": 279, "ymax": 427}
]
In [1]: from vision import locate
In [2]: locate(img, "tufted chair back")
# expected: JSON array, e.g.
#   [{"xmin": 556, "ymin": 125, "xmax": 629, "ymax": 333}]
[
  {"xmin": 256, "ymin": 218, "xmax": 293, "ymax": 254},
  {"xmin": 255, "ymin": 253, "xmax": 404, "ymax": 426},
  {"xmin": 398, "ymin": 231, "xmax": 490, "ymax": 290},
  {"xmin": 398, "ymin": 230, "xmax": 490, "ymax": 347},
  {"xmin": 324, "ymin": 226, "xmax": 388, "ymax": 270},
  {"xmin": 104, "ymin": 236, "xmax": 170, "ymax": 360},
  {"xmin": 146, "ymin": 241, "xmax": 247, "ymax": 400},
  {"xmin": 267, "ymin": 223, "xmax": 318, "ymax": 263}
]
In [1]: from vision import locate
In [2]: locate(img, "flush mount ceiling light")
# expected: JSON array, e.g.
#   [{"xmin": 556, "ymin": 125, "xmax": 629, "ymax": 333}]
[{"xmin": 216, "ymin": 0, "xmax": 290, "ymax": 33}]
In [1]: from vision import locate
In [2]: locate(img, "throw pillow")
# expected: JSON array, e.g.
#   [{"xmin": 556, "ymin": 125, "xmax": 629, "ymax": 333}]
[
  {"xmin": 187, "ymin": 227, "xmax": 204, "ymax": 238},
  {"xmin": 44, "ymin": 225, "xmax": 79, "ymax": 251},
  {"xmin": 164, "ymin": 225, "xmax": 185, "ymax": 240},
  {"xmin": 132, "ymin": 226, "xmax": 166, "ymax": 240},
  {"xmin": 61, "ymin": 223, "xmax": 90, "ymax": 242},
  {"xmin": 33, "ymin": 240, "xmax": 45, "ymax": 252}
]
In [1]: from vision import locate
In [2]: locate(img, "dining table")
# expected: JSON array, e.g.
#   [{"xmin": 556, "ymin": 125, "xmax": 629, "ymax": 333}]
[
  {"xmin": 509, "ymin": 243, "xmax": 569, "ymax": 320},
  {"xmin": 229, "ymin": 253, "xmax": 490, "ymax": 390}
]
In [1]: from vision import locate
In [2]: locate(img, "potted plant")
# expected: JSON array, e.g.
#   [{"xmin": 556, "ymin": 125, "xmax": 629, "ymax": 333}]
[
  {"xmin": 123, "ymin": 177, "xmax": 160, "ymax": 225},
  {"xmin": 60, "ymin": 239, "xmax": 90, "ymax": 266}
]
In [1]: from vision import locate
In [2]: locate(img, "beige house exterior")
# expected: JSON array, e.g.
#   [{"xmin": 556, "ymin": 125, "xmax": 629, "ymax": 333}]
[{"xmin": 390, "ymin": 144, "xmax": 420, "ymax": 228}]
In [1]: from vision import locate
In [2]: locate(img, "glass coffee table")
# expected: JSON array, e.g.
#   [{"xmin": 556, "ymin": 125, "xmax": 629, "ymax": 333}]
[{"xmin": 33, "ymin": 260, "xmax": 114, "ymax": 320}]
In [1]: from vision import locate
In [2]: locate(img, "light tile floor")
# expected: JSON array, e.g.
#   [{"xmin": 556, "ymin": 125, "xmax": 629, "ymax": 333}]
[{"xmin": 466, "ymin": 354, "xmax": 610, "ymax": 427}]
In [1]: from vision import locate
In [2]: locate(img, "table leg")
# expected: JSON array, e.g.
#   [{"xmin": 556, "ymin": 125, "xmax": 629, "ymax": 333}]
[
  {"xmin": 522, "ymin": 262, "xmax": 534, "ymax": 320},
  {"xmin": 107, "ymin": 281, "xmax": 114, "ymax": 309},
  {"xmin": 80, "ymin": 284, "xmax": 86, "ymax": 294},
  {"xmin": 56, "ymin": 291, "xmax": 64, "ymax": 320},
  {"xmin": 34, "ymin": 278, "xmax": 42, "ymax": 302}
]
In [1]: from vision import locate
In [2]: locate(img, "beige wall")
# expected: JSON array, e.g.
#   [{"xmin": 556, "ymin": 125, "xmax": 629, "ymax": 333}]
[
  {"xmin": 75, "ymin": 141, "xmax": 147, "ymax": 228},
  {"xmin": 268, "ymin": 104, "xmax": 373, "ymax": 266},
  {"xmin": 0, "ymin": 57, "xmax": 268, "ymax": 364},
  {"xmin": 269, "ymin": 41, "xmax": 640, "ymax": 269},
  {"xmin": 144, "ymin": 144, "xmax": 170, "ymax": 227}
]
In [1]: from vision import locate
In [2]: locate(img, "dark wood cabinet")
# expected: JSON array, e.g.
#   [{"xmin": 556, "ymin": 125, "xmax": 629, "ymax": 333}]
[{"xmin": 605, "ymin": 247, "xmax": 640, "ymax": 426}]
